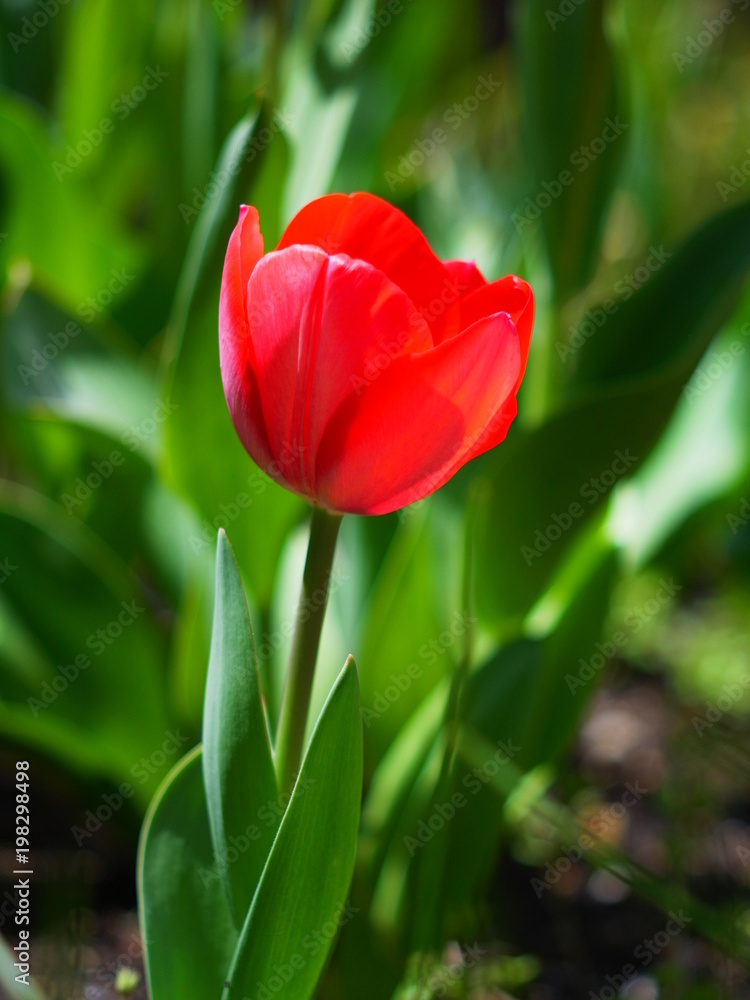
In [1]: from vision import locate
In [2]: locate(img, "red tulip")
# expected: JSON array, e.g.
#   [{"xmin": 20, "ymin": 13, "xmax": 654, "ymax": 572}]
[{"xmin": 219, "ymin": 193, "xmax": 533, "ymax": 516}]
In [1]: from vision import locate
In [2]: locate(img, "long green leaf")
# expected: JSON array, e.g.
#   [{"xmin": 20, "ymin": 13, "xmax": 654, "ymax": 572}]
[
  {"xmin": 137, "ymin": 746, "xmax": 237, "ymax": 1000},
  {"xmin": 224, "ymin": 657, "xmax": 363, "ymax": 1000},
  {"xmin": 515, "ymin": 0, "xmax": 625, "ymax": 300},
  {"xmin": 161, "ymin": 105, "xmax": 260, "ymax": 373},
  {"xmin": 202, "ymin": 529, "xmax": 279, "ymax": 926},
  {"xmin": 574, "ymin": 200, "xmax": 750, "ymax": 387}
]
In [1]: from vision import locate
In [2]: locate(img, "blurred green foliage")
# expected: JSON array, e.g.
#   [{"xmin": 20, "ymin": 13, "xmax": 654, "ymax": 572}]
[{"xmin": 2, "ymin": 0, "xmax": 750, "ymax": 996}]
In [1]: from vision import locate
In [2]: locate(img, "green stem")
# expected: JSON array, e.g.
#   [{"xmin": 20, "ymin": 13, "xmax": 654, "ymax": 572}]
[{"xmin": 275, "ymin": 507, "xmax": 343, "ymax": 791}]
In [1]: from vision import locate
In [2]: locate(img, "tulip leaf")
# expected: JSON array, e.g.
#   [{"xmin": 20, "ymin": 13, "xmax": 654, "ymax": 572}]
[
  {"xmin": 360, "ymin": 682, "xmax": 447, "ymax": 886},
  {"xmin": 477, "ymin": 199, "xmax": 750, "ymax": 627},
  {"xmin": 573, "ymin": 200, "xmax": 750, "ymax": 387},
  {"xmin": 358, "ymin": 502, "xmax": 462, "ymax": 760},
  {"xmin": 138, "ymin": 745, "xmax": 238, "ymax": 1000},
  {"xmin": 182, "ymin": 0, "xmax": 219, "ymax": 194},
  {"xmin": 0, "ymin": 93, "xmax": 140, "ymax": 310},
  {"xmin": 202, "ymin": 529, "xmax": 279, "ymax": 927},
  {"xmin": 409, "ymin": 539, "xmax": 617, "ymax": 945},
  {"xmin": 515, "ymin": 0, "xmax": 626, "ymax": 300},
  {"xmin": 400, "ymin": 642, "xmax": 535, "ymax": 949},
  {"xmin": 224, "ymin": 657, "xmax": 363, "ymax": 1000},
  {"xmin": 162, "ymin": 104, "xmax": 260, "ymax": 370},
  {"xmin": 0, "ymin": 481, "xmax": 168, "ymax": 798}
]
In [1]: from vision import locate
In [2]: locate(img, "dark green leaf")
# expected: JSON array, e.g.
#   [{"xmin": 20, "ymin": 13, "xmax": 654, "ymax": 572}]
[
  {"xmin": 225, "ymin": 657, "xmax": 362, "ymax": 1000},
  {"xmin": 202, "ymin": 529, "xmax": 279, "ymax": 926},
  {"xmin": 138, "ymin": 746, "xmax": 238, "ymax": 1000}
]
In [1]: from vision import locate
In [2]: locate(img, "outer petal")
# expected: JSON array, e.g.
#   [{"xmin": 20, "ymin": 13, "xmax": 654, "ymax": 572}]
[
  {"xmin": 314, "ymin": 313, "xmax": 522, "ymax": 515},
  {"xmin": 219, "ymin": 207, "xmax": 278, "ymax": 480},
  {"xmin": 458, "ymin": 276, "xmax": 534, "ymax": 386},
  {"xmin": 246, "ymin": 246, "xmax": 433, "ymax": 500},
  {"xmin": 276, "ymin": 192, "xmax": 461, "ymax": 344},
  {"xmin": 443, "ymin": 259, "xmax": 487, "ymax": 296}
]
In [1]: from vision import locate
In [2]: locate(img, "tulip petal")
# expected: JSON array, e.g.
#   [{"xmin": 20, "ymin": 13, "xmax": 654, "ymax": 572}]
[
  {"xmin": 458, "ymin": 276, "xmax": 534, "ymax": 386},
  {"xmin": 314, "ymin": 312, "xmax": 522, "ymax": 515},
  {"xmin": 443, "ymin": 259, "xmax": 487, "ymax": 296},
  {"xmin": 219, "ymin": 207, "xmax": 277, "ymax": 479},
  {"xmin": 276, "ymin": 192, "xmax": 462, "ymax": 343},
  {"xmin": 246, "ymin": 245, "xmax": 433, "ymax": 498}
]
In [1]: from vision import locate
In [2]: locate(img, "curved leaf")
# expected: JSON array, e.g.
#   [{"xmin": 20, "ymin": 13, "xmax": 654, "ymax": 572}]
[
  {"xmin": 225, "ymin": 657, "xmax": 363, "ymax": 1000},
  {"xmin": 138, "ymin": 745, "xmax": 238, "ymax": 1000},
  {"xmin": 202, "ymin": 529, "xmax": 279, "ymax": 926}
]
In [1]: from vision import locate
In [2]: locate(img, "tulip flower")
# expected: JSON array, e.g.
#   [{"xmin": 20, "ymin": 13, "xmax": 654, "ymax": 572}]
[{"xmin": 219, "ymin": 192, "xmax": 533, "ymax": 517}]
